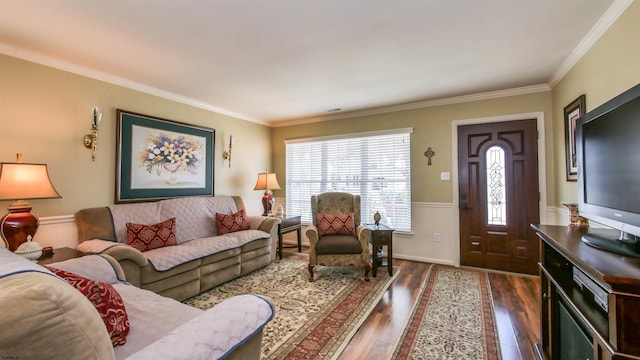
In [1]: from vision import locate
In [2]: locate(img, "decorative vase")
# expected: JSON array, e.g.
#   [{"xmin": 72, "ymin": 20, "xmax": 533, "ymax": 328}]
[
  {"xmin": 163, "ymin": 162, "xmax": 181, "ymax": 185},
  {"xmin": 561, "ymin": 202, "xmax": 589, "ymax": 228},
  {"xmin": 373, "ymin": 211, "xmax": 381, "ymax": 226}
]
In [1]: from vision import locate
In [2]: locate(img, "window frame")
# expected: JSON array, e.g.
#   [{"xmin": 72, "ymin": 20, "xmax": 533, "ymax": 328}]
[{"xmin": 285, "ymin": 128, "xmax": 413, "ymax": 232}]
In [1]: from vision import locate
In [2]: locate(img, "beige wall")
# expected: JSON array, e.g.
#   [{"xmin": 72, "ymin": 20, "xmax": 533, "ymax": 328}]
[
  {"xmin": 272, "ymin": 92, "xmax": 553, "ymax": 204},
  {"xmin": 0, "ymin": 54, "xmax": 274, "ymax": 218},
  {"xmin": 274, "ymin": 1, "xmax": 640, "ymax": 217},
  {"xmin": 552, "ymin": 1, "xmax": 640, "ymax": 206}
]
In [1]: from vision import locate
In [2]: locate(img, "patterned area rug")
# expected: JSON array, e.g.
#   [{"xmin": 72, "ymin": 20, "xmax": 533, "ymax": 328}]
[
  {"xmin": 184, "ymin": 254, "xmax": 398, "ymax": 359},
  {"xmin": 391, "ymin": 264, "xmax": 501, "ymax": 360}
]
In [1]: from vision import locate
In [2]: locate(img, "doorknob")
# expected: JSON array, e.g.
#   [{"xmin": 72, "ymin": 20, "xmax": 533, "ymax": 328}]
[
  {"xmin": 460, "ymin": 193, "xmax": 468, "ymax": 200},
  {"xmin": 460, "ymin": 203, "xmax": 469, "ymax": 211}
]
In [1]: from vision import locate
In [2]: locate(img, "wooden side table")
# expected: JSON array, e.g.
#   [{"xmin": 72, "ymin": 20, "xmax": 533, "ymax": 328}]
[
  {"xmin": 365, "ymin": 224, "xmax": 394, "ymax": 277},
  {"xmin": 278, "ymin": 215, "xmax": 302, "ymax": 260},
  {"xmin": 37, "ymin": 247, "xmax": 85, "ymax": 265}
]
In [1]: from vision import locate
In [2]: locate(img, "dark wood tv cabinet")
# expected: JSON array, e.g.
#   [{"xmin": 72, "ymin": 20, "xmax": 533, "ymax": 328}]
[{"xmin": 532, "ymin": 224, "xmax": 640, "ymax": 360}]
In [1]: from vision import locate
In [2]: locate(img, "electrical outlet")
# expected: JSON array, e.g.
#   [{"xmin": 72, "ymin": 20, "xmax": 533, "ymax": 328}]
[
  {"xmin": 434, "ymin": 232, "xmax": 441, "ymax": 242},
  {"xmin": 440, "ymin": 172, "xmax": 450, "ymax": 180}
]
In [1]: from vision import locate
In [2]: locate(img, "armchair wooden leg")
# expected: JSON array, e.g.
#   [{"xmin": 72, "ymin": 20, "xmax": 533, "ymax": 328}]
[
  {"xmin": 364, "ymin": 263, "xmax": 371, "ymax": 282},
  {"xmin": 308, "ymin": 264, "xmax": 315, "ymax": 282}
]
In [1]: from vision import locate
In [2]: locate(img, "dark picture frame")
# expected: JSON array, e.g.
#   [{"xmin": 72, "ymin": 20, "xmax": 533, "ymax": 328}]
[
  {"xmin": 564, "ymin": 95, "xmax": 586, "ymax": 181},
  {"xmin": 115, "ymin": 109, "xmax": 215, "ymax": 203}
]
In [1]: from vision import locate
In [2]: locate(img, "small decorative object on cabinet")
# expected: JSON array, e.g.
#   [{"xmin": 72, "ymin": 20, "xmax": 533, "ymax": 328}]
[
  {"xmin": 532, "ymin": 224, "xmax": 640, "ymax": 360},
  {"xmin": 365, "ymin": 223, "xmax": 394, "ymax": 277},
  {"xmin": 561, "ymin": 202, "xmax": 589, "ymax": 228}
]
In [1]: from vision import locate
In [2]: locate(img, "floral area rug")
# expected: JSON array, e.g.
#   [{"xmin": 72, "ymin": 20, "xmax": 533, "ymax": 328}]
[
  {"xmin": 391, "ymin": 264, "xmax": 501, "ymax": 360},
  {"xmin": 183, "ymin": 254, "xmax": 398, "ymax": 359}
]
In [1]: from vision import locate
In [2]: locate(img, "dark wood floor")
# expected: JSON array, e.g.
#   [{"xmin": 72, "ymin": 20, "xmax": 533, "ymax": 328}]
[{"xmin": 282, "ymin": 242, "xmax": 540, "ymax": 360}]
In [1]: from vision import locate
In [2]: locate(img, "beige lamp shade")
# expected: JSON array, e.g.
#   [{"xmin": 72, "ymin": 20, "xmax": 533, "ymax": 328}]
[
  {"xmin": 0, "ymin": 160, "xmax": 61, "ymax": 252},
  {"xmin": 0, "ymin": 162, "xmax": 61, "ymax": 202},
  {"xmin": 253, "ymin": 172, "xmax": 281, "ymax": 191}
]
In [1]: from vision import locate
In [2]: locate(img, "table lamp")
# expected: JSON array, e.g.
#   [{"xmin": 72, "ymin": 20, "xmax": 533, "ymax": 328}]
[
  {"xmin": 254, "ymin": 172, "xmax": 281, "ymax": 216},
  {"xmin": 0, "ymin": 154, "xmax": 61, "ymax": 251}
]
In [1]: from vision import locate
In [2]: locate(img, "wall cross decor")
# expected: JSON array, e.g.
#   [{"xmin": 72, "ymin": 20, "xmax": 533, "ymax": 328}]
[{"xmin": 424, "ymin": 147, "xmax": 435, "ymax": 165}]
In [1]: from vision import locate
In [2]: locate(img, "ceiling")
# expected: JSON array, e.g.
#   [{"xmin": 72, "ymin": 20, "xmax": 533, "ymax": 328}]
[{"xmin": 0, "ymin": 0, "xmax": 625, "ymax": 126}]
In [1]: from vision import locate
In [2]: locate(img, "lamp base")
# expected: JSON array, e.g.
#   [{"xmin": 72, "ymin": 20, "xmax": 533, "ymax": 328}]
[
  {"xmin": 1, "ymin": 206, "xmax": 39, "ymax": 252},
  {"xmin": 261, "ymin": 191, "xmax": 275, "ymax": 216}
]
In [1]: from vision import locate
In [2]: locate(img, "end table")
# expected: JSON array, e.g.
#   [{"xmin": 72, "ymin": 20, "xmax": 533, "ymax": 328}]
[
  {"xmin": 365, "ymin": 224, "xmax": 394, "ymax": 277},
  {"xmin": 37, "ymin": 247, "xmax": 85, "ymax": 265},
  {"xmin": 278, "ymin": 215, "xmax": 302, "ymax": 259}
]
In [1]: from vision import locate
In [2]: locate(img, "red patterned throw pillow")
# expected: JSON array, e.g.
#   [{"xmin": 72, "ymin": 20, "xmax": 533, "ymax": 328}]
[
  {"xmin": 216, "ymin": 209, "xmax": 251, "ymax": 235},
  {"xmin": 46, "ymin": 266, "xmax": 130, "ymax": 346},
  {"xmin": 317, "ymin": 213, "xmax": 356, "ymax": 235},
  {"xmin": 126, "ymin": 218, "xmax": 177, "ymax": 252}
]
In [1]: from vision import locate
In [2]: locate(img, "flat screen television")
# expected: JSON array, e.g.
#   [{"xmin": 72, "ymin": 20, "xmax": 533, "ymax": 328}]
[{"xmin": 576, "ymin": 82, "xmax": 640, "ymax": 258}]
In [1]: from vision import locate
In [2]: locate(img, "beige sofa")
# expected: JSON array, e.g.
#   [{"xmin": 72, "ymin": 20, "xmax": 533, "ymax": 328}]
[
  {"xmin": 0, "ymin": 248, "xmax": 274, "ymax": 359},
  {"xmin": 75, "ymin": 196, "xmax": 280, "ymax": 301}
]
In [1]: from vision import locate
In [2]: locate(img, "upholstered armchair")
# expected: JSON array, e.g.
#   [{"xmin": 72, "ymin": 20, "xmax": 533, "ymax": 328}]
[{"xmin": 306, "ymin": 192, "xmax": 372, "ymax": 282}]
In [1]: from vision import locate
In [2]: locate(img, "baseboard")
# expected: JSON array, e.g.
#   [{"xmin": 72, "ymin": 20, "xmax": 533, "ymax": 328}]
[{"xmin": 393, "ymin": 254, "xmax": 456, "ymax": 266}]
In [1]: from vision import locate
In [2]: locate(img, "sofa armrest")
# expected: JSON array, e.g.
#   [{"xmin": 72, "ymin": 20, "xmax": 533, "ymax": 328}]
[
  {"xmin": 250, "ymin": 216, "xmax": 280, "ymax": 233},
  {"xmin": 77, "ymin": 240, "xmax": 148, "ymax": 287},
  {"xmin": 356, "ymin": 224, "xmax": 372, "ymax": 255},
  {"xmin": 0, "ymin": 270, "xmax": 115, "ymax": 359},
  {"xmin": 251, "ymin": 216, "xmax": 280, "ymax": 261},
  {"xmin": 306, "ymin": 225, "xmax": 319, "ymax": 262},
  {"xmin": 45, "ymin": 254, "xmax": 126, "ymax": 284},
  {"xmin": 101, "ymin": 245, "xmax": 148, "ymax": 267},
  {"xmin": 126, "ymin": 294, "xmax": 275, "ymax": 360}
]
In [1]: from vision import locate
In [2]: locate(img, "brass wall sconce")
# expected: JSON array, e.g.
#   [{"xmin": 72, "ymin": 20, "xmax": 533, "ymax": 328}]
[
  {"xmin": 222, "ymin": 135, "xmax": 233, "ymax": 168},
  {"xmin": 424, "ymin": 147, "xmax": 435, "ymax": 165},
  {"xmin": 84, "ymin": 107, "xmax": 102, "ymax": 161}
]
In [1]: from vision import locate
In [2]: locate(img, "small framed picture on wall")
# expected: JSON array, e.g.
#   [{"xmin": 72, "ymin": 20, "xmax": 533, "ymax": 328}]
[{"xmin": 564, "ymin": 94, "xmax": 586, "ymax": 181}]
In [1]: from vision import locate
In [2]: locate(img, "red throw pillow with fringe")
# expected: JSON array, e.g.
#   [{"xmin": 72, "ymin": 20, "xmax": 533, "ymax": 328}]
[
  {"xmin": 46, "ymin": 266, "xmax": 130, "ymax": 346},
  {"xmin": 317, "ymin": 213, "xmax": 356, "ymax": 235},
  {"xmin": 216, "ymin": 209, "xmax": 251, "ymax": 235},
  {"xmin": 126, "ymin": 218, "xmax": 177, "ymax": 252}
]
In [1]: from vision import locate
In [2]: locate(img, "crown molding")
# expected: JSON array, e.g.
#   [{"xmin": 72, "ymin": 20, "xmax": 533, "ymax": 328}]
[
  {"xmin": 0, "ymin": 43, "xmax": 267, "ymax": 126},
  {"xmin": 4, "ymin": 0, "xmax": 631, "ymax": 130},
  {"xmin": 271, "ymin": 84, "xmax": 551, "ymax": 127},
  {"xmin": 548, "ymin": 0, "xmax": 634, "ymax": 87}
]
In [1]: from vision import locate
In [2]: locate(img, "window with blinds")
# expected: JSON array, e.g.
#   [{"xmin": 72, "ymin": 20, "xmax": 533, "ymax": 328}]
[{"xmin": 285, "ymin": 128, "xmax": 412, "ymax": 232}]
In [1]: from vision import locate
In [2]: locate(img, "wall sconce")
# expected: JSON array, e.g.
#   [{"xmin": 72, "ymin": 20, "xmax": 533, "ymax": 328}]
[
  {"xmin": 83, "ymin": 107, "xmax": 102, "ymax": 161},
  {"xmin": 223, "ymin": 135, "xmax": 233, "ymax": 168}
]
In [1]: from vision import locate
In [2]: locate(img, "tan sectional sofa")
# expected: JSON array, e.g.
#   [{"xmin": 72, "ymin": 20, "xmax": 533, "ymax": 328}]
[
  {"xmin": 0, "ymin": 248, "xmax": 274, "ymax": 359},
  {"xmin": 74, "ymin": 196, "xmax": 280, "ymax": 301}
]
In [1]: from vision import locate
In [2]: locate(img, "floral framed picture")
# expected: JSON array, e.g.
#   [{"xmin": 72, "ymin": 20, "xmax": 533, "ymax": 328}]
[
  {"xmin": 564, "ymin": 95, "xmax": 586, "ymax": 181},
  {"xmin": 116, "ymin": 109, "xmax": 215, "ymax": 203}
]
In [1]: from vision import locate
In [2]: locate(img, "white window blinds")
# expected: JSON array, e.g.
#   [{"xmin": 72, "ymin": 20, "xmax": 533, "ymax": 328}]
[{"xmin": 285, "ymin": 129, "xmax": 412, "ymax": 232}]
